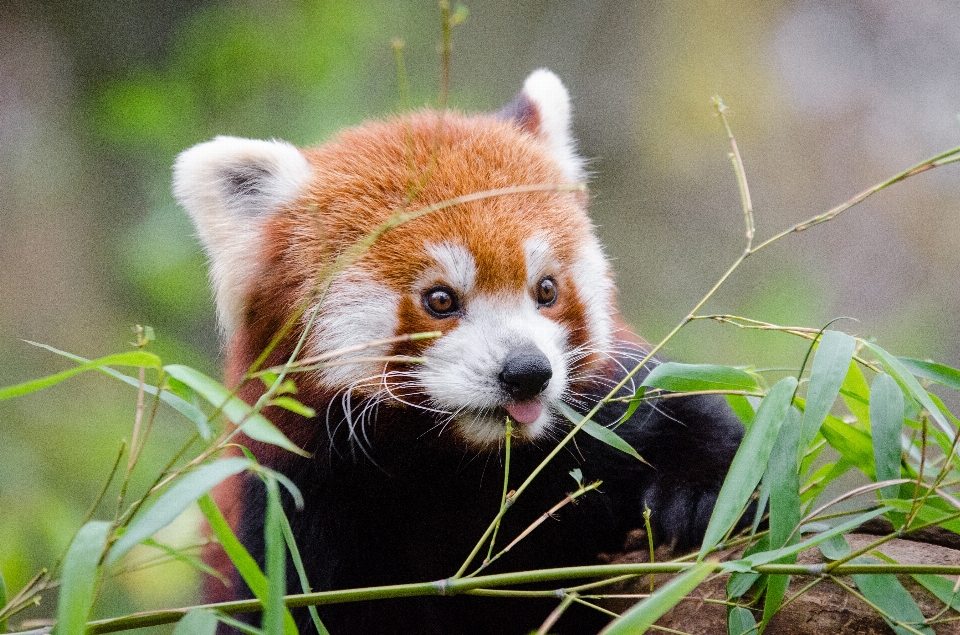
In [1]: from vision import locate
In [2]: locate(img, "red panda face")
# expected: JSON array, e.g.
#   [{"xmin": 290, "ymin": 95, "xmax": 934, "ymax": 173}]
[{"xmin": 175, "ymin": 70, "xmax": 618, "ymax": 449}]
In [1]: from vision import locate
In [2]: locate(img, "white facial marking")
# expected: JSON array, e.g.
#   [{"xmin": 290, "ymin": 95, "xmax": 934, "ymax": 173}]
[
  {"xmin": 423, "ymin": 242, "xmax": 476, "ymax": 294},
  {"xmin": 524, "ymin": 234, "xmax": 555, "ymax": 289},
  {"xmin": 173, "ymin": 136, "xmax": 312, "ymax": 335},
  {"xmin": 522, "ymin": 69, "xmax": 586, "ymax": 184},
  {"xmin": 306, "ymin": 273, "xmax": 400, "ymax": 390},
  {"xmin": 417, "ymin": 294, "xmax": 569, "ymax": 447},
  {"xmin": 571, "ymin": 236, "xmax": 614, "ymax": 354}
]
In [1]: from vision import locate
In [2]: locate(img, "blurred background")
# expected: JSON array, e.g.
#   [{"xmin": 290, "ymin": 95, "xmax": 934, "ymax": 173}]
[{"xmin": 1, "ymin": 0, "xmax": 958, "ymax": 630}]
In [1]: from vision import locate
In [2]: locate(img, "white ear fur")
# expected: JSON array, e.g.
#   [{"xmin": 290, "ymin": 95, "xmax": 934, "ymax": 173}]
[
  {"xmin": 521, "ymin": 69, "xmax": 586, "ymax": 183},
  {"xmin": 173, "ymin": 136, "xmax": 312, "ymax": 335}
]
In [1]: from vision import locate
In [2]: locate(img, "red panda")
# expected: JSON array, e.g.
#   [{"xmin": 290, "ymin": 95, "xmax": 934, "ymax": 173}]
[{"xmin": 174, "ymin": 69, "xmax": 745, "ymax": 635}]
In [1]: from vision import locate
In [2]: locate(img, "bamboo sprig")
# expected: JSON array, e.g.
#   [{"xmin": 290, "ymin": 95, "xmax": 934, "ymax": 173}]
[
  {"xmin": 454, "ymin": 116, "xmax": 959, "ymax": 580},
  {"xmin": 484, "ymin": 418, "xmax": 513, "ymax": 565},
  {"xmin": 78, "ymin": 561, "xmax": 960, "ymax": 634}
]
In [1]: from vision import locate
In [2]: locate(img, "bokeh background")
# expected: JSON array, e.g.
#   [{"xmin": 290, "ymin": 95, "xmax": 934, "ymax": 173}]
[{"xmin": 1, "ymin": 0, "xmax": 958, "ymax": 630}]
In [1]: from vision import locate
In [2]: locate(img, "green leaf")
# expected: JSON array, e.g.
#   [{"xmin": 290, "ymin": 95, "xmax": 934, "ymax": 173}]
[
  {"xmin": 897, "ymin": 357, "xmax": 960, "ymax": 391},
  {"xmin": 164, "ymin": 365, "xmax": 308, "ymax": 457},
  {"xmin": 911, "ymin": 572, "xmax": 960, "ymax": 612},
  {"xmin": 840, "ymin": 361, "xmax": 872, "ymax": 427},
  {"xmin": 727, "ymin": 536, "xmax": 769, "ymax": 599},
  {"xmin": 0, "ymin": 349, "xmax": 162, "ymax": 401},
  {"xmin": 557, "ymin": 402, "xmax": 650, "ymax": 466},
  {"xmin": 642, "ymin": 362, "xmax": 761, "ymax": 393},
  {"xmin": 799, "ymin": 331, "xmax": 856, "ymax": 456},
  {"xmin": 821, "ymin": 414, "xmax": 876, "ymax": 479},
  {"xmin": 742, "ymin": 507, "xmax": 890, "ymax": 567},
  {"xmin": 850, "ymin": 557, "xmax": 934, "ymax": 635},
  {"xmin": 263, "ymin": 478, "xmax": 294, "ymax": 635},
  {"xmin": 728, "ymin": 606, "xmax": 758, "ymax": 635},
  {"xmin": 817, "ymin": 533, "xmax": 850, "ymax": 561},
  {"xmin": 281, "ymin": 509, "xmax": 330, "ymax": 635},
  {"xmin": 197, "ymin": 494, "xmax": 298, "ymax": 631},
  {"xmin": 269, "ymin": 396, "xmax": 316, "ymax": 418},
  {"xmin": 211, "ymin": 613, "xmax": 265, "ymax": 635},
  {"xmin": 172, "ymin": 609, "xmax": 219, "ymax": 635},
  {"xmin": 924, "ymin": 393, "xmax": 960, "ymax": 456},
  {"xmin": 864, "ymin": 342, "xmax": 951, "ymax": 438},
  {"xmin": 767, "ymin": 407, "xmax": 802, "ymax": 550},
  {"xmin": 30, "ymin": 343, "xmax": 212, "ymax": 440},
  {"xmin": 598, "ymin": 560, "xmax": 715, "ymax": 634},
  {"xmin": 197, "ymin": 493, "xmax": 267, "ymax": 596},
  {"xmin": 801, "ymin": 457, "xmax": 853, "ymax": 504},
  {"xmin": 760, "ymin": 407, "xmax": 802, "ymax": 627},
  {"xmin": 883, "ymin": 497, "xmax": 960, "ymax": 534},
  {"xmin": 53, "ymin": 520, "xmax": 111, "ymax": 635},
  {"xmin": 699, "ymin": 377, "xmax": 797, "ymax": 558},
  {"xmin": 870, "ymin": 373, "xmax": 904, "ymax": 500},
  {"xmin": 107, "ymin": 458, "xmax": 254, "ymax": 565},
  {"xmin": 726, "ymin": 394, "xmax": 756, "ymax": 426},
  {"xmin": 621, "ymin": 386, "xmax": 646, "ymax": 425}
]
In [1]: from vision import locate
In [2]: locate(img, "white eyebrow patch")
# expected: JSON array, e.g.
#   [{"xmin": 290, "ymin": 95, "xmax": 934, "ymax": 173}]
[
  {"xmin": 524, "ymin": 234, "xmax": 555, "ymax": 287},
  {"xmin": 424, "ymin": 242, "xmax": 476, "ymax": 293}
]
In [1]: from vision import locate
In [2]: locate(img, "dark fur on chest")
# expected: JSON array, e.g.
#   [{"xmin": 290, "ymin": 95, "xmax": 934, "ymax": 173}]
[{"xmin": 218, "ymin": 349, "xmax": 745, "ymax": 635}]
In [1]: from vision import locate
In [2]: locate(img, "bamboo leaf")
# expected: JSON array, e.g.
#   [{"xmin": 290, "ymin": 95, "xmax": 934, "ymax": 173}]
[
  {"xmin": 851, "ymin": 557, "xmax": 934, "ymax": 635},
  {"xmin": 801, "ymin": 457, "xmax": 853, "ymax": 505},
  {"xmin": 817, "ymin": 533, "xmax": 850, "ymax": 561},
  {"xmin": 641, "ymin": 363, "xmax": 760, "ymax": 393},
  {"xmin": 820, "ymin": 414, "xmax": 876, "ymax": 479},
  {"xmin": 799, "ymin": 331, "xmax": 856, "ymax": 455},
  {"xmin": 107, "ymin": 458, "xmax": 254, "ymax": 565},
  {"xmin": 197, "ymin": 494, "xmax": 298, "ymax": 632},
  {"xmin": 871, "ymin": 373, "xmax": 905, "ymax": 500},
  {"xmin": 557, "ymin": 402, "xmax": 650, "ymax": 466},
  {"xmin": 621, "ymin": 387, "xmax": 646, "ymax": 424},
  {"xmin": 172, "ymin": 609, "xmax": 219, "ymax": 635},
  {"xmin": 864, "ymin": 342, "xmax": 951, "ymax": 437},
  {"xmin": 0, "ymin": 350, "xmax": 161, "ymax": 401},
  {"xmin": 280, "ymin": 509, "xmax": 330, "ymax": 635},
  {"xmin": 760, "ymin": 407, "xmax": 802, "ymax": 627},
  {"xmin": 840, "ymin": 361, "xmax": 872, "ymax": 427},
  {"xmin": 53, "ymin": 520, "xmax": 111, "ymax": 635},
  {"xmin": 897, "ymin": 357, "xmax": 960, "ymax": 391},
  {"xmin": 911, "ymin": 572, "xmax": 960, "ymax": 612},
  {"xmin": 269, "ymin": 396, "xmax": 316, "ymax": 419},
  {"xmin": 29, "ymin": 343, "xmax": 212, "ymax": 440},
  {"xmin": 599, "ymin": 560, "xmax": 715, "ymax": 634},
  {"xmin": 726, "ymin": 394, "xmax": 756, "ymax": 426},
  {"xmin": 741, "ymin": 507, "xmax": 890, "ymax": 567},
  {"xmin": 263, "ymin": 478, "xmax": 294, "ymax": 635},
  {"xmin": 727, "ymin": 606, "xmax": 758, "ymax": 635},
  {"xmin": 197, "ymin": 493, "xmax": 268, "ymax": 598},
  {"xmin": 699, "ymin": 377, "xmax": 797, "ymax": 558},
  {"xmin": 164, "ymin": 365, "xmax": 308, "ymax": 457}
]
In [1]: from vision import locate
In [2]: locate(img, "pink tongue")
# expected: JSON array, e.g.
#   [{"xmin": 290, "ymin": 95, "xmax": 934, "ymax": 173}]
[{"xmin": 505, "ymin": 401, "xmax": 544, "ymax": 425}]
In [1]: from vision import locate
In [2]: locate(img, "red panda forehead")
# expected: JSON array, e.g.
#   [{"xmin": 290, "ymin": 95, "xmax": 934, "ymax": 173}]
[{"xmin": 291, "ymin": 110, "xmax": 593, "ymax": 292}]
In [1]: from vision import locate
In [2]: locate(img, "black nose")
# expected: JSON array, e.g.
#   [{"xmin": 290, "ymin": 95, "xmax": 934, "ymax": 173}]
[{"xmin": 498, "ymin": 345, "xmax": 553, "ymax": 401}]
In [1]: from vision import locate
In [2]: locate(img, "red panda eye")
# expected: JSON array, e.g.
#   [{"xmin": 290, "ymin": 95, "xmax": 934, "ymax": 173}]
[
  {"xmin": 423, "ymin": 287, "xmax": 460, "ymax": 318},
  {"xmin": 536, "ymin": 277, "xmax": 558, "ymax": 307}
]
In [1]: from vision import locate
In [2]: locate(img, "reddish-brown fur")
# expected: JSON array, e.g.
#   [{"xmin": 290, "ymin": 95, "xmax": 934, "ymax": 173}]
[{"xmin": 205, "ymin": 111, "xmax": 602, "ymax": 599}]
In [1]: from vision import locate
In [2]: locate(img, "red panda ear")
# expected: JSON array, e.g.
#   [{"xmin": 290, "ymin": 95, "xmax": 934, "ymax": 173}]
[
  {"xmin": 500, "ymin": 69, "xmax": 586, "ymax": 184},
  {"xmin": 173, "ymin": 136, "xmax": 312, "ymax": 335}
]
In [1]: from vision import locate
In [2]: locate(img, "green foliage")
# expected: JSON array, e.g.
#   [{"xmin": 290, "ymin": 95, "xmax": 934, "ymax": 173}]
[
  {"xmin": 53, "ymin": 521, "xmax": 111, "ymax": 635},
  {"xmin": 598, "ymin": 560, "xmax": 715, "ymax": 634},
  {"xmin": 700, "ymin": 376, "xmax": 796, "ymax": 558},
  {"xmin": 1, "ymin": 6, "xmax": 959, "ymax": 632}
]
